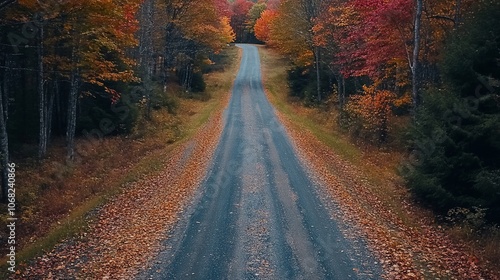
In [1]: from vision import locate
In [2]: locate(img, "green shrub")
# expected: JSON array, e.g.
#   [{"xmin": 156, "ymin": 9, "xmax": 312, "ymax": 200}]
[
  {"xmin": 287, "ymin": 66, "xmax": 333, "ymax": 105},
  {"xmin": 403, "ymin": 2, "xmax": 500, "ymax": 223},
  {"xmin": 78, "ymin": 91, "xmax": 138, "ymax": 136},
  {"xmin": 190, "ymin": 71, "xmax": 206, "ymax": 92}
]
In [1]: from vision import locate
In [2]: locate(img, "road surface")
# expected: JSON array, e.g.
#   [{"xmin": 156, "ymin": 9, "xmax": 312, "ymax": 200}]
[{"xmin": 139, "ymin": 44, "xmax": 379, "ymax": 280}]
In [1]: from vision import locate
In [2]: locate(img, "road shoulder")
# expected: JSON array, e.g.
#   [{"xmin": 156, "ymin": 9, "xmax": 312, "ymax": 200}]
[
  {"xmin": 10, "ymin": 47, "xmax": 240, "ymax": 279},
  {"xmin": 258, "ymin": 46, "xmax": 493, "ymax": 279}
]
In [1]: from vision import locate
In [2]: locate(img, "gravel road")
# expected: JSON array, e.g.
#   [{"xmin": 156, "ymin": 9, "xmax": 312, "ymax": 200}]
[{"xmin": 139, "ymin": 44, "xmax": 380, "ymax": 280}]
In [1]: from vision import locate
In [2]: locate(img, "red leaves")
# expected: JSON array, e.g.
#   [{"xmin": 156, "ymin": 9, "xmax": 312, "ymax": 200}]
[
  {"xmin": 213, "ymin": 0, "xmax": 233, "ymax": 18},
  {"xmin": 338, "ymin": 0, "xmax": 414, "ymax": 79},
  {"xmin": 231, "ymin": 0, "xmax": 254, "ymax": 17}
]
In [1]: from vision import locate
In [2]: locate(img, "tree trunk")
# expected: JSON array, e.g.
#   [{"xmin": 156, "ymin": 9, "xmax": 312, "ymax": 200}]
[
  {"xmin": 337, "ymin": 73, "xmax": 346, "ymax": 108},
  {"xmin": 47, "ymin": 80, "xmax": 55, "ymax": 146},
  {"xmin": 38, "ymin": 19, "xmax": 47, "ymax": 159},
  {"xmin": 412, "ymin": 0, "xmax": 423, "ymax": 112},
  {"xmin": 454, "ymin": 0, "xmax": 462, "ymax": 27},
  {"xmin": 0, "ymin": 76, "xmax": 9, "ymax": 202},
  {"xmin": 141, "ymin": 0, "xmax": 155, "ymax": 120},
  {"xmin": 66, "ymin": 69, "xmax": 79, "ymax": 160},
  {"xmin": 54, "ymin": 75, "xmax": 63, "ymax": 134},
  {"xmin": 315, "ymin": 46, "xmax": 321, "ymax": 102},
  {"xmin": 342, "ymin": 76, "xmax": 346, "ymax": 106}
]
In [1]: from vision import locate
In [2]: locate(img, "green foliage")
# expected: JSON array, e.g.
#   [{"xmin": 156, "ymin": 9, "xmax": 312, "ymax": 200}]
[
  {"xmin": 246, "ymin": 2, "xmax": 266, "ymax": 34},
  {"xmin": 287, "ymin": 66, "xmax": 312, "ymax": 99},
  {"xmin": 441, "ymin": 1, "xmax": 500, "ymax": 98},
  {"xmin": 404, "ymin": 3, "xmax": 500, "ymax": 223},
  {"xmin": 287, "ymin": 66, "xmax": 333, "ymax": 105},
  {"xmin": 446, "ymin": 207, "xmax": 488, "ymax": 231},
  {"xmin": 190, "ymin": 71, "xmax": 206, "ymax": 92},
  {"xmin": 78, "ymin": 88, "xmax": 139, "ymax": 135},
  {"xmin": 149, "ymin": 84, "xmax": 178, "ymax": 114}
]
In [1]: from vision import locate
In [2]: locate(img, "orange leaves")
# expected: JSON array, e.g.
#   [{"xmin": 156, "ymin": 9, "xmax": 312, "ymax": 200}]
[
  {"xmin": 9, "ymin": 0, "xmax": 142, "ymax": 103},
  {"xmin": 64, "ymin": 0, "xmax": 140, "ymax": 99},
  {"xmin": 176, "ymin": 0, "xmax": 235, "ymax": 52},
  {"xmin": 254, "ymin": 10, "xmax": 278, "ymax": 43},
  {"xmin": 346, "ymin": 84, "xmax": 396, "ymax": 142},
  {"xmin": 350, "ymin": 85, "xmax": 396, "ymax": 121},
  {"xmin": 265, "ymin": 0, "xmax": 317, "ymax": 67},
  {"xmin": 220, "ymin": 16, "xmax": 237, "ymax": 45}
]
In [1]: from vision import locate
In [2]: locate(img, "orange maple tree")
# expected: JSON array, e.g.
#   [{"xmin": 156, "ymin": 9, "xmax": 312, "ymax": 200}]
[{"xmin": 254, "ymin": 9, "xmax": 278, "ymax": 43}]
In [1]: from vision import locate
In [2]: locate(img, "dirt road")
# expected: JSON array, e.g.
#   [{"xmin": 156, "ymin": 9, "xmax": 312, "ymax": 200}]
[{"xmin": 139, "ymin": 44, "xmax": 380, "ymax": 280}]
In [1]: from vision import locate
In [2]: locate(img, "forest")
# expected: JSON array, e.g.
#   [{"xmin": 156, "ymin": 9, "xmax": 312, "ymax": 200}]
[
  {"xmin": 0, "ymin": 0, "xmax": 235, "ymax": 194},
  {"xmin": 252, "ymin": 0, "xmax": 500, "ymax": 225},
  {"xmin": 0, "ymin": 0, "xmax": 499, "ymax": 277}
]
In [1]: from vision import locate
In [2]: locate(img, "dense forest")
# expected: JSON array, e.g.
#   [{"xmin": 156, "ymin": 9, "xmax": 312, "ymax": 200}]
[
  {"xmin": 252, "ymin": 0, "xmax": 500, "ymax": 224},
  {"xmin": 0, "ymin": 0, "xmax": 235, "ymax": 198},
  {"xmin": 0, "ymin": 0, "xmax": 499, "ymax": 254}
]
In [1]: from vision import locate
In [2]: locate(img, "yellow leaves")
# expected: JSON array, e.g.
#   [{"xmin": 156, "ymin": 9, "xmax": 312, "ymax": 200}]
[
  {"xmin": 219, "ymin": 16, "xmax": 236, "ymax": 45},
  {"xmin": 346, "ymin": 84, "xmax": 397, "ymax": 139},
  {"xmin": 176, "ymin": 1, "xmax": 235, "ymax": 52},
  {"xmin": 393, "ymin": 93, "xmax": 413, "ymax": 109},
  {"xmin": 268, "ymin": 0, "xmax": 315, "ymax": 67}
]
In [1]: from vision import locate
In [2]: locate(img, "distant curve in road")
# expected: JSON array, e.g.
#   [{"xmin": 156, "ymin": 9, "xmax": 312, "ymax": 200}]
[{"xmin": 139, "ymin": 44, "xmax": 380, "ymax": 280}]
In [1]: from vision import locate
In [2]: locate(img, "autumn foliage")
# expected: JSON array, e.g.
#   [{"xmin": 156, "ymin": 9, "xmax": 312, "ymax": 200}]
[
  {"xmin": 256, "ymin": 0, "xmax": 500, "ymax": 233},
  {"xmin": 254, "ymin": 10, "xmax": 278, "ymax": 43},
  {"xmin": 255, "ymin": 0, "xmax": 481, "ymax": 141},
  {"xmin": 345, "ymin": 85, "xmax": 396, "ymax": 143},
  {"xmin": 0, "ymin": 0, "xmax": 235, "ymax": 199}
]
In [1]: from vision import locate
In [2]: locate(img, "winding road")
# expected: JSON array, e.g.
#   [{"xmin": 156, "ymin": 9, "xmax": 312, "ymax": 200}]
[{"xmin": 139, "ymin": 45, "xmax": 379, "ymax": 280}]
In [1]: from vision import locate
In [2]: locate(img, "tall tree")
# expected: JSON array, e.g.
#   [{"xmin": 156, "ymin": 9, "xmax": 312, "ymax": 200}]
[
  {"xmin": 268, "ymin": 0, "xmax": 326, "ymax": 101},
  {"xmin": 138, "ymin": 0, "xmax": 156, "ymax": 119},
  {"xmin": 412, "ymin": 0, "xmax": 423, "ymax": 110},
  {"xmin": 230, "ymin": 0, "xmax": 253, "ymax": 42},
  {"xmin": 254, "ymin": 9, "xmax": 278, "ymax": 43},
  {"xmin": 37, "ymin": 13, "xmax": 47, "ymax": 158},
  {"xmin": 0, "ymin": 56, "xmax": 9, "ymax": 202},
  {"xmin": 246, "ymin": 2, "xmax": 266, "ymax": 35},
  {"xmin": 56, "ymin": 0, "xmax": 140, "ymax": 159}
]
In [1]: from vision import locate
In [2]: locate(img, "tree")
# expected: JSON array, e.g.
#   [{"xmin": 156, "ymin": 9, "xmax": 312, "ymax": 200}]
[
  {"xmin": 246, "ymin": 2, "xmax": 266, "ymax": 35},
  {"xmin": 254, "ymin": 9, "xmax": 278, "ymax": 43},
  {"xmin": 54, "ymin": 0, "xmax": 140, "ymax": 159},
  {"xmin": 405, "ymin": 0, "xmax": 500, "ymax": 222},
  {"xmin": 158, "ymin": 0, "xmax": 235, "ymax": 93},
  {"xmin": 346, "ymin": 84, "xmax": 396, "ymax": 143},
  {"xmin": 0, "ymin": 56, "xmax": 9, "ymax": 202},
  {"xmin": 412, "ymin": 0, "xmax": 423, "ymax": 110},
  {"xmin": 313, "ymin": 1, "xmax": 355, "ymax": 107},
  {"xmin": 138, "ymin": 0, "xmax": 156, "ymax": 119},
  {"xmin": 230, "ymin": 0, "xmax": 254, "ymax": 42},
  {"xmin": 267, "ymin": 0, "xmax": 326, "ymax": 102}
]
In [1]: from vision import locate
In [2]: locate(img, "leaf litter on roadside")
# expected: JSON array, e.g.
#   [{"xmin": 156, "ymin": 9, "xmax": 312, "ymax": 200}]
[
  {"xmin": 14, "ymin": 93, "xmax": 231, "ymax": 279},
  {"xmin": 272, "ymin": 106, "xmax": 496, "ymax": 280}
]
